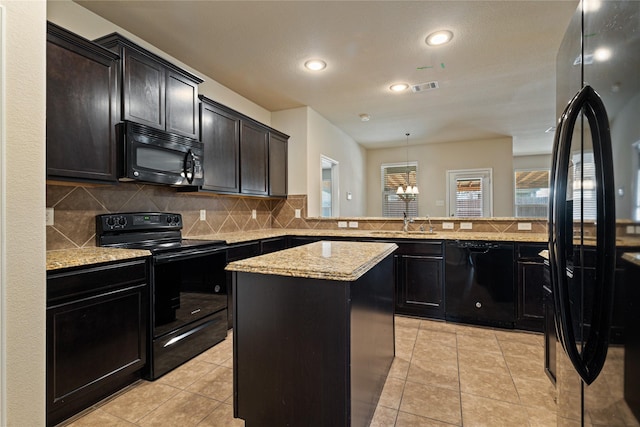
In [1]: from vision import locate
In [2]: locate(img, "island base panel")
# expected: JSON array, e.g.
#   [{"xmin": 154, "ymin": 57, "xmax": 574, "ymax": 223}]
[{"xmin": 233, "ymin": 255, "xmax": 394, "ymax": 427}]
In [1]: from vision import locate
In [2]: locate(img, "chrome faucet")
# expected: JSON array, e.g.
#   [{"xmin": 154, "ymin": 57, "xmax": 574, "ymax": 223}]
[{"xmin": 403, "ymin": 212, "xmax": 413, "ymax": 232}]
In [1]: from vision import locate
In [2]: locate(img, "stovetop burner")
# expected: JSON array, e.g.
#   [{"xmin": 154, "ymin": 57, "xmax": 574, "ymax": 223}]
[{"xmin": 96, "ymin": 212, "xmax": 225, "ymax": 252}]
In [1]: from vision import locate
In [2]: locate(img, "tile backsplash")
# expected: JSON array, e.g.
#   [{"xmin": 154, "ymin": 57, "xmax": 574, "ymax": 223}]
[
  {"xmin": 45, "ymin": 183, "xmax": 305, "ymax": 250},
  {"xmin": 46, "ymin": 182, "xmax": 554, "ymax": 251}
]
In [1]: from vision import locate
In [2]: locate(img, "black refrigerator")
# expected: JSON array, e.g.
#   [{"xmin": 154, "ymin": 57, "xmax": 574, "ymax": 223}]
[{"xmin": 548, "ymin": 0, "xmax": 640, "ymax": 425}]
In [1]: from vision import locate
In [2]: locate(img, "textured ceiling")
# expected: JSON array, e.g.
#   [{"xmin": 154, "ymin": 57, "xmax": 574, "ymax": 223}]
[{"xmin": 75, "ymin": 0, "xmax": 579, "ymax": 155}]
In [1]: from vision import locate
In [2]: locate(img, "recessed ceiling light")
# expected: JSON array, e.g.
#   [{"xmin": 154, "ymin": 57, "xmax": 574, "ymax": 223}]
[
  {"xmin": 426, "ymin": 30, "xmax": 453, "ymax": 46},
  {"xmin": 389, "ymin": 83, "xmax": 409, "ymax": 92},
  {"xmin": 359, "ymin": 113, "xmax": 371, "ymax": 122},
  {"xmin": 304, "ymin": 59, "xmax": 327, "ymax": 71}
]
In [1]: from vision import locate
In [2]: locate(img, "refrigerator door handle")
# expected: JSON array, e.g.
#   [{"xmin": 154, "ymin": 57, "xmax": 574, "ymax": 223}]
[{"xmin": 549, "ymin": 85, "xmax": 616, "ymax": 385}]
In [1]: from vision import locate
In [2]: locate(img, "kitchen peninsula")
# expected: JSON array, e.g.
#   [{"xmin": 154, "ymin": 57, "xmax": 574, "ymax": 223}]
[{"xmin": 226, "ymin": 240, "xmax": 398, "ymax": 427}]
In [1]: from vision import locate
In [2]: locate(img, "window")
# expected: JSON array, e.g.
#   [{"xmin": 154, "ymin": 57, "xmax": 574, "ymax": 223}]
[
  {"xmin": 455, "ymin": 178, "xmax": 484, "ymax": 217},
  {"xmin": 515, "ymin": 169, "xmax": 550, "ymax": 218},
  {"xmin": 570, "ymin": 152, "xmax": 597, "ymax": 220},
  {"xmin": 446, "ymin": 169, "xmax": 493, "ymax": 217},
  {"xmin": 381, "ymin": 162, "xmax": 418, "ymax": 217}
]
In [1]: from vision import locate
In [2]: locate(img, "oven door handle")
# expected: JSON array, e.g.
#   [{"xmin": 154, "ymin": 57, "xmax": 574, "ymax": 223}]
[
  {"xmin": 154, "ymin": 246, "xmax": 227, "ymax": 264},
  {"xmin": 162, "ymin": 319, "xmax": 214, "ymax": 348}
]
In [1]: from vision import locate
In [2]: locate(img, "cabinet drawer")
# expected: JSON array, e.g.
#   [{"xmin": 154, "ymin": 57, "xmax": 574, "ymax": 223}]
[
  {"xmin": 227, "ymin": 241, "xmax": 261, "ymax": 261},
  {"xmin": 395, "ymin": 241, "xmax": 443, "ymax": 256},
  {"xmin": 47, "ymin": 259, "xmax": 147, "ymax": 304},
  {"xmin": 517, "ymin": 243, "xmax": 547, "ymax": 260}
]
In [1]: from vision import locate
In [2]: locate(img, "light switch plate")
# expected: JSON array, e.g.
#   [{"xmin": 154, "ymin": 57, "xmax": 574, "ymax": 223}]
[
  {"xmin": 442, "ymin": 222, "xmax": 454, "ymax": 230},
  {"xmin": 295, "ymin": 209, "xmax": 301, "ymax": 218},
  {"xmin": 199, "ymin": 209, "xmax": 206, "ymax": 221},
  {"xmin": 348, "ymin": 221, "xmax": 358, "ymax": 228},
  {"xmin": 338, "ymin": 221, "xmax": 348, "ymax": 228},
  {"xmin": 46, "ymin": 208, "xmax": 54, "ymax": 226},
  {"xmin": 460, "ymin": 222, "xmax": 473, "ymax": 230},
  {"xmin": 435, "ymin": 200, "xmax": 445, "ymax": 206},
  {"xmin": 517, "ymin": 222, "xmax": 532, "ymax": 231},
  {"xmin": 252, "ymin": 209, "xmax": 257, "ymax": 219},
  {"xmin": 627, "ymin": 225, "xmax": 635, "ymax": 234}
]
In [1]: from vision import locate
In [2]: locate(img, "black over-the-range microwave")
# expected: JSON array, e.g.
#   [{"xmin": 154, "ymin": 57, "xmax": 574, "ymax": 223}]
[{"xmin": 118, "ymin": 121, "xmax": 204, "ymax": 187}]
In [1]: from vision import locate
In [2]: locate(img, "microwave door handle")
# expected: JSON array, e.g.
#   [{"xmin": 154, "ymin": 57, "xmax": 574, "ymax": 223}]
[{"xmin": 184, "ymin": 150, "xmax": 195, "ymax": 184}]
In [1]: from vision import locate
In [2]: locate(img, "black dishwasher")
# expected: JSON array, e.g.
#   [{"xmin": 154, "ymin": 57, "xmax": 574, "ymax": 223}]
[{"xmin": 445, "ymin": 241, "xmax": 515, "ymax": 328}]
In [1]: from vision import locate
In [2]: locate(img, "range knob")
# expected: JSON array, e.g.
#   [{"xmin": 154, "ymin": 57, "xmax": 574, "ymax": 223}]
[
  {"xmin": 118, "ymin": 217, "xmax": 127, "ymax": 226},
  {"xmin": 106, "ymin": 216, "xmax": 115, "ymax": 226}
]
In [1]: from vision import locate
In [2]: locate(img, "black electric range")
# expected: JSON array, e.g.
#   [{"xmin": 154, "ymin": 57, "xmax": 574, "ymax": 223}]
[{"xmin": 96, "ymin": 212, "xmax": 229, "ymax": 379}]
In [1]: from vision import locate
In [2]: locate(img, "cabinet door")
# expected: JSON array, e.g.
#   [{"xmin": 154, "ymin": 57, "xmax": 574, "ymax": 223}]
[
  {"xmin": 397, "ymin": 255, "xmax": 444, "ymax": 319},
  {"xmin": 122, "ymin": 49, "xmax": 165, "ymax": 130},
  {"xmin": 47, "ymin": 283, "xmax": 147, "ymax": 425},
  {"xmin": 269, "ymin": 133, "xmax": 288, "ymax": 197},
  {"xmin": 166, "ymin": 70, "xmax": 199, "ymax": 139},
  {"xmin": 517, "ymin": 261, "xmax": 545, "ymax": 331},
  {"xmin": 200, "ymin": 102, "xmax": 240, "ymax": 193},
  {"xmin": 240, "ymin": 121, "xmax": 269, "ymax": 195},
  {"xmin": 46, "ymin": 25, "xmax": 119, "ymax": 182}
]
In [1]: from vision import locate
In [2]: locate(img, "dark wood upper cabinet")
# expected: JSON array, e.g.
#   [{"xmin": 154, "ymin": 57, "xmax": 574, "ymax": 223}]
[
  {"xmin": 193, "ymin": 96, "xmax": 288, "ymax": 197},
  {"xmin": 240, "ymin": 120, "xmax": 269, "ymax": 196},
  {"xmin": 269, "ymin": 132, "xmax": 288, "ymax": 197},
  {"xmin": 46, "ymin": 22, "xmax": 120, "ymax": 183},
  {"xmin": 94, "ymin": 33, "xmax": 202, "ymax": 140},
  {"xmin": 121, "ymin": 48, "xmax": 165, "ymax": 129},
  {"xmin": 199, "ymin": 96, "xmax": 240, "ymax": 193}
]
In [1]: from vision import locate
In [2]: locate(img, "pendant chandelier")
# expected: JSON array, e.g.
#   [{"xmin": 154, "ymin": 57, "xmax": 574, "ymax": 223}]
[{"xmin": 396, "ymin": 133, "xmax": 419, "ymax": 198}]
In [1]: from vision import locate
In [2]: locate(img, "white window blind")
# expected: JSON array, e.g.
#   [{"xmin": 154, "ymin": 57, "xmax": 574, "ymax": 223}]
[
  {"xmin": 455, "ymin": 178, "xmax": 483, "ymax": 217},
  {"xmin": 515, "ymin": 169, "xmax": 550, "ymax": 218},
  {"xmin": 571, "ymin": 152, "xmax": 597, "ymax": 220},
  {"xmin": 381, "ymin": 163, "xmax": 418, "ymax": 217}
]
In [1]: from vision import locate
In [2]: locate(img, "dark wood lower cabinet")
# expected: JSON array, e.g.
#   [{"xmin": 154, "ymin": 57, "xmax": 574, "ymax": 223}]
[
  {"xmin": 46, "ymin": 259, "xmax": 148, "ymax": 426},
  {"xmin": 394, "ymin": 241, "xmax": 445, "ymax": 319}
]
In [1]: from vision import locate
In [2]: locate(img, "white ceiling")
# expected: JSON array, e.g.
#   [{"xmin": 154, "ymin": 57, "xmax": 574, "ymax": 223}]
[{"xmin": 75, "ymin": 0, "xmax": 579, "ymax": 155}]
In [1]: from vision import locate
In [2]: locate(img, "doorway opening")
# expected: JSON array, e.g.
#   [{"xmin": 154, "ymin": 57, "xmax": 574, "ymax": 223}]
[{"xmin": 321, "ymin": 156, "xmax": 339, "ymax": 217}]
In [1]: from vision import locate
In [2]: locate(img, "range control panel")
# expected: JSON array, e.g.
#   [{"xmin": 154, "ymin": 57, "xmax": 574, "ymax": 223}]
[{"xmin": 96, "ymin": 212, "xmax": 182, "ymax": 233}]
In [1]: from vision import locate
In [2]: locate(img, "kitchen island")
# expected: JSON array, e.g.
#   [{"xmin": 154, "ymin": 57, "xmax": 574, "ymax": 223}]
[{"xmin": 226, "ymin": 240, "xmax": 397, "ymax": 427}]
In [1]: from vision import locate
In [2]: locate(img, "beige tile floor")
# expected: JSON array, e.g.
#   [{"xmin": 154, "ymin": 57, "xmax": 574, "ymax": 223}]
[{"xmin": 62, "ymin": 316, "xmax": 556, "ymax": 427}]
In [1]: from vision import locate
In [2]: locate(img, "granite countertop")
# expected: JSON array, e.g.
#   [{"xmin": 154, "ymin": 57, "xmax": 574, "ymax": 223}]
[
  {"xmin": 46, "ymin": 247, "xmax": 151, "ymax": 271},
  {"xmin": 193, "ymin": 229, "xmax": 550, "ymax": 245},
  {"xmin": 622, "ymin": 253, "xmax": 640, "ymax": 268},
  {"xmin": 226, "ymin": 240, "xmax": 398, "ymax": 281}
]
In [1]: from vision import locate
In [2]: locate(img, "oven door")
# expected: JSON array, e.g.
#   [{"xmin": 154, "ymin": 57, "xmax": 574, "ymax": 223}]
[
  {"xmin": 120, "ymin": 121, "xmax": 204, "ymax": 186},
  {"xmin": 152, "ymin": 247, "xmax": 227, "ymax": 338}
]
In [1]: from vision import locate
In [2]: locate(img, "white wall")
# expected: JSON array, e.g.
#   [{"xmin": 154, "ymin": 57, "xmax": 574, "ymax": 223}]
[
  {"xmin": 611, "ymin": 91, "xmax": 640, "ymax": 220},
  {"xmin": 366, "ymin": 137, "xmax": 514, "ymax": 217},
  {"xmin": 513, "ymin": 154, "xmax": 552, "ymax": 170},
  {"xmin": 0, "ymin": 1, "xmax": 47, "ymax": 425},
  {"xmin": 306, "ymin": 109, "xmax": 367, "ymax": 217},
  {"xmin": 47, "ymin": 0, "xmax": 272, "ymax": 125}
]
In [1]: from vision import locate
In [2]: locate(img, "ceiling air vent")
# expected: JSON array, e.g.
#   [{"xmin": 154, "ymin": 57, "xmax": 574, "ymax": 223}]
[{"xmin": 411, "ymin": 81, "xmax": 439, "ymax": 93}]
